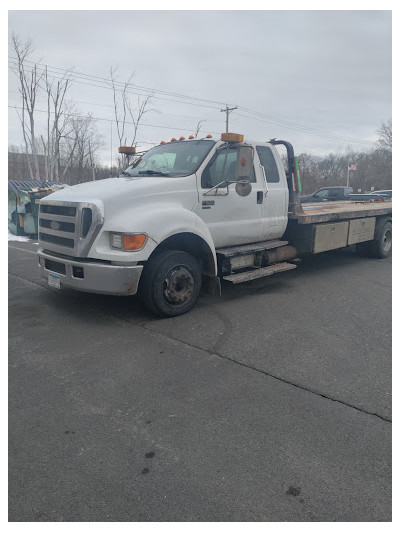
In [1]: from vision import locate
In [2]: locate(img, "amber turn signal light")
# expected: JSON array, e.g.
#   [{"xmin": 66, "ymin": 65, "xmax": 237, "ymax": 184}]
[{"xmin": 123, "ymin": 234, "xmax": 147, "ymax": 251}]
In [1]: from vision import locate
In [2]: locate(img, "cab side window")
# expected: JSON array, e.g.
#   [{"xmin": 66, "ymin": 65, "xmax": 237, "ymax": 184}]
[
  {"xmin": 314, "ymin": 189, "xmax": 329, "ymax": 199},
  {"xmin": 328, "ymin": 189, "xmax": 341, "ymax": 199},
  {"xmin": 202, "ymin": 147, "xmax": 256, "ymax": 188},
  {"xmin": 256, "ymin": 146, "xmax": 280, "ymax": 183}
]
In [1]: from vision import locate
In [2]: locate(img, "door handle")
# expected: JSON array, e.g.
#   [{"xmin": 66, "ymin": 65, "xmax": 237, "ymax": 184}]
[{"xmin": 257, "ymin": 191, "xmax": 264, "ymax": 204}]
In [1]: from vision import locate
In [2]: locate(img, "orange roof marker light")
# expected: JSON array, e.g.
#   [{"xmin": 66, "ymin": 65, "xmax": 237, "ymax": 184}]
[
  {"xmin": 160, "ymin": 141, "xmax": 166, "ymax": 144},
  {"xmin": 118, "ymin": 146, "xmax": 137, "ymax": 155},
  {"xmin": 221, "ymin": 133, "xmax": 244, "ymax": 143},
  {"xmin": 188, "ymin": 135, "xmax": 195, "ymax": 139},
  {"xmin": 171, "ymin": 138, "xmax": 177, "ymax": 142},
  {"xmin": 206, "ymin": 134, "xmax": 213, "ymax": 138},
  {"xmin": 179, "ymin": 136, "xmax": 185, "ymax": 140}
]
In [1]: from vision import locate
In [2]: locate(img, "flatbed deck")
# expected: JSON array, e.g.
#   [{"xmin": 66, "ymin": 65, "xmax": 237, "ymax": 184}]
[{"xmin": 289, "ymin": 201, "xmax": 392, "ymax": 224}]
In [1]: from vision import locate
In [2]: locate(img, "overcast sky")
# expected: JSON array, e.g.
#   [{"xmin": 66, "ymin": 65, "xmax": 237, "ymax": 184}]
[{"xmin": 8, "ymin": 10, "xmax": 392, "ymax": 164}]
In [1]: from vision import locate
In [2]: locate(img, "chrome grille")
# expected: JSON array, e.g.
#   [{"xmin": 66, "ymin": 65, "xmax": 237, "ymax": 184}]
[
  {"xmin": 39, "ymin": 218, "xmax": 75, "ymax": 233},
  {"xmin": 38, "ymin": 200, "xmax": 104, "ymax": 257}
]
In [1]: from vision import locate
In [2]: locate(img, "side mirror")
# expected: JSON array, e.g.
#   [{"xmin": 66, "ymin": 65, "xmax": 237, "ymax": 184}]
[{"xmin": 235, "ymin": 145, "xmax": 254, "ymax": 197}]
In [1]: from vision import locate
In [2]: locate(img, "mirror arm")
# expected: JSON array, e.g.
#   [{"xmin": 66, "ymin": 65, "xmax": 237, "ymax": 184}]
[
  {"xmin": 203, "ymin": 179, "xmax": 236, "ymax": 196},
  {"xmin": 259, "ymin": 163, "xmax": 269, "ymax": 194}
]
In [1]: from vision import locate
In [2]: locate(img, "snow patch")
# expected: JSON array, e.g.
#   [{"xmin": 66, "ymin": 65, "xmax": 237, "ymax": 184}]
[{"xmin": 8, "ymin": 230, "xmax": 31, "ymax": 242}]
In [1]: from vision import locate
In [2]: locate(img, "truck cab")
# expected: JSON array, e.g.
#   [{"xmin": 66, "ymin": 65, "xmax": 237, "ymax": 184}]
[{"xmin": 38, "ymin": 135, "xmax": 293, "ymax": 311}]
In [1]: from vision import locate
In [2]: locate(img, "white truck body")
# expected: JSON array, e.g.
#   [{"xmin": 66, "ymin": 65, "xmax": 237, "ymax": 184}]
[{"xmin": 37, "ymin": 135, "xmax": 392, "ymax": 316}]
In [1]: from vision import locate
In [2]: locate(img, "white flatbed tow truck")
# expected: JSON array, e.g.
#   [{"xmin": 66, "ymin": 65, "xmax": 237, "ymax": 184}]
[{"xmin": 37, "ymin": 133, "xmax": 392, "ymax": 316}]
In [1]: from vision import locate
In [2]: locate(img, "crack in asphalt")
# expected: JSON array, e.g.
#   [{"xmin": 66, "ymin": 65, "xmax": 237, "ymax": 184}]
[
  {"xmin": 8, "ymin": 269, "xmax": 392, "ymax": 424},
  {"xmin": 138, "ymin": 322, "xmax": 392, "ymax": 424}
]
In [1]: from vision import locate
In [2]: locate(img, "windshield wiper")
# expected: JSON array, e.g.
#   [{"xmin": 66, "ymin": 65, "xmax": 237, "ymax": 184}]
[
  {"xmin": 120, "ymin": 171, "xmax": 131, "ymax": 176},
  {"xmin": 138, "ymin": 170, "xmax": 170, "ymax": 176}
]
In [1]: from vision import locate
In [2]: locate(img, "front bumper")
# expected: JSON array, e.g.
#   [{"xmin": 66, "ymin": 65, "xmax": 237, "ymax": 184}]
[{"xmin": 38, "ymin": 250, "xmax": 143, "ymax": 296}]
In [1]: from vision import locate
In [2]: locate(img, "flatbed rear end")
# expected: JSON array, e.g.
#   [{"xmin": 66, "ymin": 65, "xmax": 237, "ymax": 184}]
[{"xmin": 285, "ymin": 201, "xmax": 392, "ymax": 256}]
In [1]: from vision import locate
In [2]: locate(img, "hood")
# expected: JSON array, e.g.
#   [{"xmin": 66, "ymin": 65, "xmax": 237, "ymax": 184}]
[
  {"xmin": 41, "ymin": 174, "xmax": 199, "ymax": 216},
  {"xmin": 46, "ymin": 176, "xmax": 189, "ymax": 202}
]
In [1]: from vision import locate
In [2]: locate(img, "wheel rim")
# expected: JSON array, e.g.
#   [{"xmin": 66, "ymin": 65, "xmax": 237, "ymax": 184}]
[
  {"xmin": 163, "ymin": 265, "xmax": 195, "ymax": 305},
  {"xmin": 382, "ymin": 228, "xmax": 392, "ymax": 253}
]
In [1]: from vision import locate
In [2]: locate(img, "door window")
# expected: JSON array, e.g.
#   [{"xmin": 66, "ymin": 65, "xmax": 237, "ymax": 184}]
[
  {"xmin": 202, "ymin": 147, "xmax": 255, "ymax": 188},
  {"xmin": 314, "ymin": 189, "xmax": 330, "ymax": 199},
  {"xmin": 256, "ymin": 146, "xmax": 280, "ymax": 183},
  {"xmin": 328, "ymin": 189, "xmax": 341, "ymax": 199}
]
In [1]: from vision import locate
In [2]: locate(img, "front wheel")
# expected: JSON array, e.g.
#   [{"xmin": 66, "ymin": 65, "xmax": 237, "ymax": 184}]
[{"xmin": 140, "ymin": 250, "xmax": 202, "ymax": 317}]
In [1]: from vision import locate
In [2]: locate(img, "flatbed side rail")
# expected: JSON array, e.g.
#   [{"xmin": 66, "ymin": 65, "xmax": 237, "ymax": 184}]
[{"xmin": 288, "ymin": 202, "xmax": 392, "ymax": 225}]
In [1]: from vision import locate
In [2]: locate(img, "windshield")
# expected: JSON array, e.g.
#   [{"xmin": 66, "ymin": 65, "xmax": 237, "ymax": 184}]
[{"xmin": 122, "ymin": 140, "xmax": 215, "ymax": 177}]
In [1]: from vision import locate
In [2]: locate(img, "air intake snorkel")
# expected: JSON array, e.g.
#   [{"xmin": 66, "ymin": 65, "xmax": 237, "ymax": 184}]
[{"xmin": 269, "ymin": 139, "xmax": 304, "ymax": 215}]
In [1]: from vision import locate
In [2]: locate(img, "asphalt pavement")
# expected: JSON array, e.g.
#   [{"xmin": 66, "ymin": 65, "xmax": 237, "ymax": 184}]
[{"xmin": 8, "ymin": 239, "xmax": 392, "ymax": 521}]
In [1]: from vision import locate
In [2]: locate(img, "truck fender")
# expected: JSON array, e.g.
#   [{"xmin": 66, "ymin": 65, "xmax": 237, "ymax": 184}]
[
  {"xmin": 98, "ymin": 206, "xmax": 218, "ymax": 276},
  {"xmin": 146, "ymin": 210, "xmax": 218, "ymax": 277}
]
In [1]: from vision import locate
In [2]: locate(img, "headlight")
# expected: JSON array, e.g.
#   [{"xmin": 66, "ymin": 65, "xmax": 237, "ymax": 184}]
[{"xmin": 110, "ymin": 233, "xmax": 147, "ymax": 251}]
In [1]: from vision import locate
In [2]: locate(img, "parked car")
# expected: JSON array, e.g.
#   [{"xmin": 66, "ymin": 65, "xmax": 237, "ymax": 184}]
[
  {"xmin": 300, "ymin": 186, "xmax": 353, "ymax": 203},
  {"xmin": 347, "ymin": 193, "xmax": 389, "ymax": 202},
  {"xmin": 300, "ymin": 186, "xmax": 390, "ymax": 203},
  {"xmin": 371, "ymin": 190, "xmax": 392, "ymax": 198}
]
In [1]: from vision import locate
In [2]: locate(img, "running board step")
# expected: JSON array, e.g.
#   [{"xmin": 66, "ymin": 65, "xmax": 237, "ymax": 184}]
[
  {"xmin": 216, "ymin": 239, "xmax": 288, "ymax": 258},
  {"xmin": 223, "ymin": 262, "xmax": 297, "ymax": 284}
]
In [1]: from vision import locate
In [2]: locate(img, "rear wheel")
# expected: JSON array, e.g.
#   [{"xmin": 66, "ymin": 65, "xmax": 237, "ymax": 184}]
[
  {"xmin": 140, "ymin": 250, "xmax": 202, "ymax": 317},
  {"xmin": 356, "ymin": 219, "xmax": 392, "ymax": 259},
  {"xmin": 369, "ymin": 220, "xmax": 392, "ymax": 258}
]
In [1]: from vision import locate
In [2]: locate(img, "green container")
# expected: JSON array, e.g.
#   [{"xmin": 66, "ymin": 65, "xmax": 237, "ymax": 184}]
[
  {"xmin": 8, "ymin": 181, "xmax": 61, "ymax": 237},
  {"xmin": 8, "ymin": 188, "xmax": 23, "ymax": 236},
  {"xmin": 19, "ymin": 188, "xmax": 55, "ymax": 236}
]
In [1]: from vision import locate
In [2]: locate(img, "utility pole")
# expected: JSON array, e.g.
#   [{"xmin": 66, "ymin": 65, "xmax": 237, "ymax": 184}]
[
  {"xmin": 220, "ymin": 105, "xmax": 238, "ymax": 133},
  {"xmin": 110, "ymin": 121, "xmax": 113, "ymax": 176}
]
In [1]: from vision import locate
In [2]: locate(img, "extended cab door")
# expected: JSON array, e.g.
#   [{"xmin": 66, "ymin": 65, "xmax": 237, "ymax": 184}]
[
  {"xmin": 255, "ymin": 144, "xmax": 289, "ymax": 240},
  {"xmin": 194, "ymin": 144, "xmax": 267, "ymax": 248}
]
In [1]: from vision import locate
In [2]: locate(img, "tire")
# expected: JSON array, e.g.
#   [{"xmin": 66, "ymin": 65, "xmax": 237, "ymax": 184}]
[
  {"xmin": 140, "ymin": 250, "xmax": 202, "ymax": 317},
  {"xmin": 356, "ymin": 219, "xmax": 392, "ymax": 259},
  {"xmin": 369, "ymin": 220, "xmax": 392, "ymax": 259}
]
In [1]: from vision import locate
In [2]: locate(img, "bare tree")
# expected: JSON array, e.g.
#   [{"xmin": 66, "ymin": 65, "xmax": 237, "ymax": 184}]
[
  {"xmin": 42, "ymin": 66, "xmax": 74, "ymax": 181},
  {"xmin": 377, "ymin": 119, "xmax": 392, "ymax": 151},
  {"xmin": 194, "ymin": 120, "xmax": 206, "ymax": 138},
  {"xmin": 66, "ymin": 114, "xmax": 103, "ymax": 184},
  {"xmin": 126, "ymin": 93, "xmax": 153, "ymax": 146},
  {"xmin": 110, "ymin": 66, "xmax": 153, "ymax": 171},
  {"xmin": 10, "ymin": 33, "xmax": 44, "ymax": 180}
]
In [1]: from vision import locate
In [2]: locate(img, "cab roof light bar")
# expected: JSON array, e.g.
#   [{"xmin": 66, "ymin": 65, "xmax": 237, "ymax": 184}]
[{"xmin": 221, "ymin": 133, "xmax": 244, "ymax": 143}]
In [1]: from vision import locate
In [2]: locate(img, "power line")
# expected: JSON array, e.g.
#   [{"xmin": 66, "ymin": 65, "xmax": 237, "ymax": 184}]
[
  {"xmin": 8, "ymin": 57, "xmax": 374, "ymax": 146},
  {"xmin": 8, "ymin": 57, "xmax": 228, "ymax": 111},
  {"xmin": 9, "ymin": 56, "xmax": 232, "ymax": 107},
  {"xmin": 234, "ymin": 110, "xmax": 372, "ymax": 145},
  {"xmin": 7, "ymin": 105, "xmax": 222, "ymax": 136},
  {"xmin": 233, "ymin": 111, "xmax": 371, "ymax": 146},
  {"xmin": 238, "ymin": 107, "xmax": 372, "ymax": 145}
]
